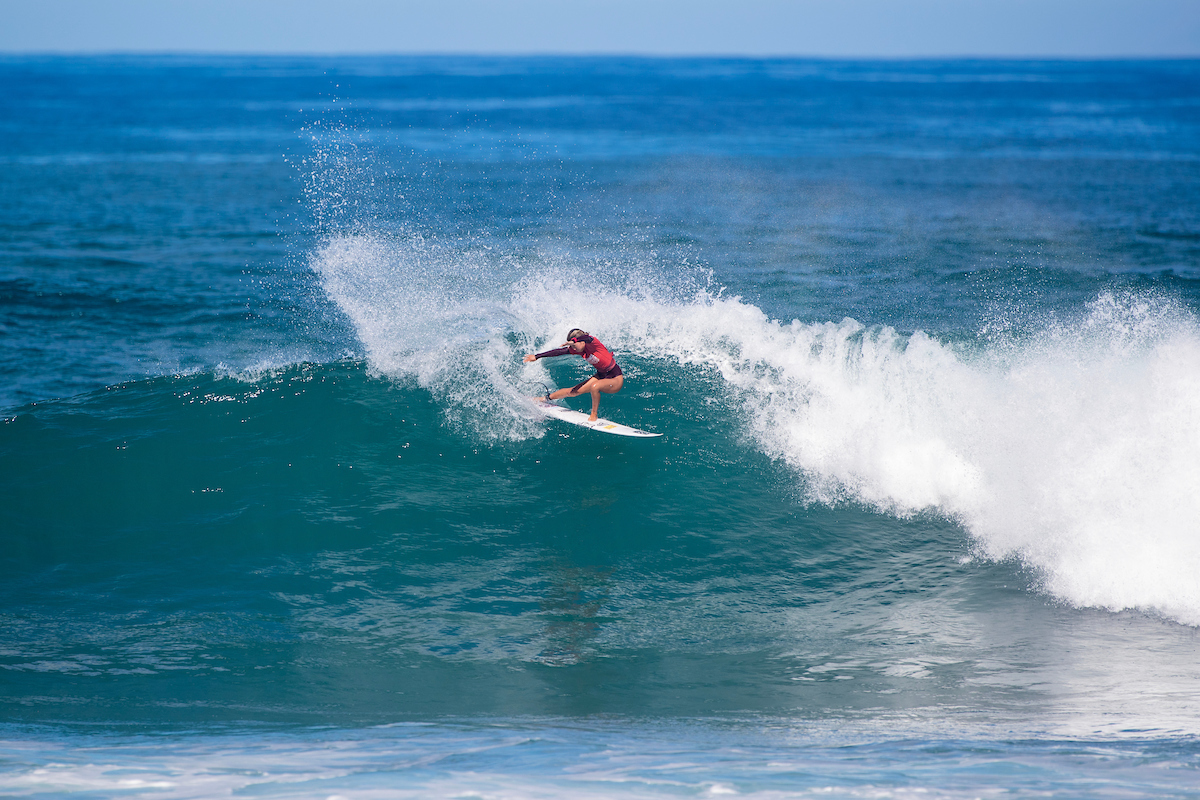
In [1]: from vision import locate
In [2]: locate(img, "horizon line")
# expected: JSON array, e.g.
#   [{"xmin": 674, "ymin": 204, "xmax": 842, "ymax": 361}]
[{"xmin": 3, "ymin": 50, "xmax": 1199, "ymax": 61}]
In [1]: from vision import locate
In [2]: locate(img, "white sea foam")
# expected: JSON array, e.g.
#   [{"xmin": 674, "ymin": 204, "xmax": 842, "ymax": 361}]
[
  {"xmin": 3, "ymin": 720, "xmax": 1183, "ymax": 799},
  {"xmin": 313, "ymin": 232, "xmax": 1200, "ymax": 626},
  {"xmin": 713, "ymin": 293, "xmax": 1200, "ymax": 627},
  {"xmin": 641, "ymin": 288, "xmax": 1200, "ymax": 627},
  {"xmin": 663, "ymin": 290, "xmax": 1200, "ymax": 627}
]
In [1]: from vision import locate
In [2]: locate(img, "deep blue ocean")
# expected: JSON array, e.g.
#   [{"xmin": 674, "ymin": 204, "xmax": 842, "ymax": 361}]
[{"xmin": 3, "ymin": 55, "xmax": 1200, "ymax": 798}]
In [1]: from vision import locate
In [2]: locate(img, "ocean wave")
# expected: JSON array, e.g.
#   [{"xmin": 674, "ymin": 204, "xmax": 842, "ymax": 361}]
[{"xmin": 313, "ymin": 231, "xmax": 1200, "ymax": 626}]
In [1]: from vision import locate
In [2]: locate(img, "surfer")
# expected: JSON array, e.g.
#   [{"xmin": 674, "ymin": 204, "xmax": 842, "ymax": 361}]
[{"xmin": 523, "ymin": 328, "xmax": 624, "ymax": 421}]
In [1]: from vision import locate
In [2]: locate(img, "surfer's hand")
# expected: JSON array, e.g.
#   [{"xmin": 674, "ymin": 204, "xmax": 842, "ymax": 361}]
[{"xmin": 523, "ymin": 354, "xmax": 537, "ymax": 363}]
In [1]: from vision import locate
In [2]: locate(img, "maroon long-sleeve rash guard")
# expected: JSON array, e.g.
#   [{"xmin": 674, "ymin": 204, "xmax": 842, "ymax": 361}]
[{"xmin": 534, "ymin": 336, "xmax": 622, "ymax": 380}]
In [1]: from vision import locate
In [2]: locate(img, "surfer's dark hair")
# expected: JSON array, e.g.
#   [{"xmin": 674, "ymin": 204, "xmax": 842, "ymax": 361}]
[{"xmin": 566, "ymin": 328, "xmax": 590, "ymax": 342}]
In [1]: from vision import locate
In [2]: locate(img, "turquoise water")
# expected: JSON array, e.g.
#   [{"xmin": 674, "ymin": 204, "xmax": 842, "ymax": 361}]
[{"xmin": 2, "ymin": 56, "xmax": 1200, "ymax": 797}]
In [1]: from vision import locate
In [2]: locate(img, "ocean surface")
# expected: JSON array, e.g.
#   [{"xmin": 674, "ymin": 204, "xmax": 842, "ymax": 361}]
[{"xmin": 2, "ymin": 55, "xmax": 1200, "ymax": 797}]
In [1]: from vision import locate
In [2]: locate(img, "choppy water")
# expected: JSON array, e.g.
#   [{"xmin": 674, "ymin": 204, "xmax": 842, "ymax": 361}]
[{"xmin": 2, "ymin": 55, "xmax": 1200, "ymax": 798}]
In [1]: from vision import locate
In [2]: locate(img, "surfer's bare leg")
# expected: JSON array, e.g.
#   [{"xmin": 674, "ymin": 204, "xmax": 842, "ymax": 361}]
[
  {"xmin": 549, "ymin": 376, "xmax": 628, "ymax": 422},
  {"xmin": 548, "ymin": 375, "xmax": 624, "ymax": 420},
  {"xmin": 583, "ymin": 376, "xmax": 625, "ymax": 420}
]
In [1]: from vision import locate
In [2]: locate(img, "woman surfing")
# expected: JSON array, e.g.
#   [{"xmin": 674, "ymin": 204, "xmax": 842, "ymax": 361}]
[{"xmin": 523, "ymin": 328, "xmax": 624, "ymax": 421}]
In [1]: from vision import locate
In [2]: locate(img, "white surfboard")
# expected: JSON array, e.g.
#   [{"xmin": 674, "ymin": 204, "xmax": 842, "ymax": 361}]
[{"xmin": 531, "ymin": 399, "xmax": 663, "ymax": 438}]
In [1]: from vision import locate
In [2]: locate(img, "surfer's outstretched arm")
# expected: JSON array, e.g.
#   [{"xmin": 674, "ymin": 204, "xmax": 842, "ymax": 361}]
[{"xmin": 523, "ymin": 347, "xmax": 570, "ymax": 363}]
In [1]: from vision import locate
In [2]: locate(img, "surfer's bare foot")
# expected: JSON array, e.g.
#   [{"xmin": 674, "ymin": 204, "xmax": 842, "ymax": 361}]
[{"xmin": 588, "ymin": 414, "xmax": 598, "ymax": 421}]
